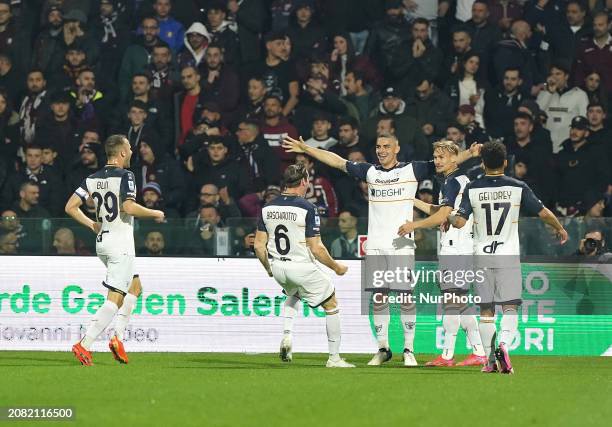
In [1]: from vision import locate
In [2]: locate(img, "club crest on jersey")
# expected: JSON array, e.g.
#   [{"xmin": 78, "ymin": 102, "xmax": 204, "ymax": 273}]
[{"xmin": 128, "ymin": 180, "xmax": 135, "ymax": 191}]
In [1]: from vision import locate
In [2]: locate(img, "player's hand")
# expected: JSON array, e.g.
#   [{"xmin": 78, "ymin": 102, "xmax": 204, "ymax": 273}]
[
  {"xmin": 152, "ymin": 210, "xmax": 165, "ymax": 223},
  {"xmin": 398, "ymin": 221, "xmax": 416, "ymax": 237},
  {"xmin": 440, "ymin": 221, "xmax": 450, "ymax": 232},
  {"xmin": 557, "ymin": 228, "xmax": 569, "ymax": 245},
  {"xmin": 91, "ymin": 222, "xmax": 102, "ymax": 234},
  {"xmin": 469, "ymin": 142, "xmax": 482, "ymax": 158},
  {"xmin": 282, "ymin": 136, "xmax": 307, "ymax": 153},
  {"xmin": 334, "ymin": 263, "xmax": 348, "ymax": 276}
]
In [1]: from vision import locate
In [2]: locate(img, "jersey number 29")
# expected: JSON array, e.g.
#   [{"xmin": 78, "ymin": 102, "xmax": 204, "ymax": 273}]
[{"xmin": 92, "ymin": 191, "xmax": 119, "ymax": 222}]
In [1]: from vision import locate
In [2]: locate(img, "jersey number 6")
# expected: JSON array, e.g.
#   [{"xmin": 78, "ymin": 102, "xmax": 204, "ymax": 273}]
[{"xmin": 274, "ymin": 225, "xmax": 291, "ymax": 255}]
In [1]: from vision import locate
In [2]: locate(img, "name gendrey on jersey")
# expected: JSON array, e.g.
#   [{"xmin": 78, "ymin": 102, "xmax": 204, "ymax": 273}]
[
  {"xmin": 456, "ymin": 175, "xmax": 544, "ymax": 259},
  {"xmin": 258, "ymin": 195, "xmax": 320, "ymax": 263},
  {"xmin": 74, "ymin": 166, "xmax": 137, "ymax": 256},
  {"xmin": 439, "ymin": 170, "xmax": 473, "ymax": 255},
  {"xmin": 345, "ymin": 160, "xmax": 435, "ymax": 251}
]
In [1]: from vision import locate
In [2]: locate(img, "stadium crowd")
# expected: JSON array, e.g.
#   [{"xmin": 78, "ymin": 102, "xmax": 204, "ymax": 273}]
[{"xmin": 0, "ymin": 0, "xmax": 611, "ymax": 256}]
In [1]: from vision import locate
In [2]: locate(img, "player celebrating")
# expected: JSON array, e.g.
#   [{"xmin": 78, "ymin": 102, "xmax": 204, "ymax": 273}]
[
  {"xmin": 254, "ymin": 164, "xmax": 354, "ymax": 368},
  {"xmin": 65, "ymin": 135, "xmax": 164, "ymax": 366},
  {"xmin": 283, "ymin": 134, "xmax": 481, "ymax": 366},
  {"xmin": 451, "ymin": 141, "xmax": 568, "ymax": 374},
  {"xmin": 398, "ymin": 141, "xmax": 487, "ymax": 367}
]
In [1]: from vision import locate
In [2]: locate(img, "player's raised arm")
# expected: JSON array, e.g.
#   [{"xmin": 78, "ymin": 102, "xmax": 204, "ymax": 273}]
[
  {"xmin": 306, "ymin": 236, "xmax": 348, "ymax": 276},
  {"xmin": 538, "ymin": 207, "xmax": 568, "ymax": 244},
  {"xmin": 253, "ymin": 230, "xmax": 273, "ymax": 277},
  {"xmin": 65, "ymin": 193, "xmax": 100, "ymax": 234},
  {"xmin": 413, "ymin": 198, "xmax": 441, "ymax": 215},
  {"xmin": 456, "ymin": 142, "xmax": 482, "ymax": 165},
  {"xmin": 283, "ymin": 136, "xmax": 349, "ymax": 172},
  {"xmin": 399, "ymin": 205, "xmax": 453, "ymax": 236}
]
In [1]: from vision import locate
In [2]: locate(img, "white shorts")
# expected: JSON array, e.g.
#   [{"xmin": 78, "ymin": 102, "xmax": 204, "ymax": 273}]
[
  {"xmin": 98, "ymin": 254, "xmax": 134, "ymax": 295},
  {"xmin": 474, "ymin": 267, "xmax": 522, "ymax": 306},
  {"xmin": 365, "ymin": 248, "xmax": 416, "ymax": 292},
  {"xmin": 438, "ymin": 253, "xmax": 475, "ymax": 293},
  {"xmin": 270, "ymin": 260, "xmax": 334, "ymax": 308}
]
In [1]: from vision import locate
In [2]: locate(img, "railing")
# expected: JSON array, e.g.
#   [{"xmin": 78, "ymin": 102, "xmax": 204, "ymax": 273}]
[{"xmin": 1, "ymin": 217, "xmax": 611, "ymax": 257}]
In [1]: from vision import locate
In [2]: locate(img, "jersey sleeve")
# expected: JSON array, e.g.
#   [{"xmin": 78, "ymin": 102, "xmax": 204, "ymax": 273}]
[
  {"xmin": 456, "ymin": 183, "xmax": 473, "ymax": 219},
  {"xmin": 440, "ymin": 178, "xmax": 461, "ymax": 208},
  {"xmin": 520, "ymin": 182, "xmax": 545, "ymax": 215},
  {"xmin": 74, "ymin": 179, "xmax": 89, "ymax": 202},
  {"xmin": 345, "ymin": 161, "xmax": 372, "ymax": 181},
  {"xmin": 120, "ymin": 171, "xmax": 137, "ymax": 202},
  {"xmin": 305, "ymin": 203, "xmax": 321, "ymax": 237},
  {"xmin": 412, "ymin": 161, "xmax": 436, "ymax": 181}
]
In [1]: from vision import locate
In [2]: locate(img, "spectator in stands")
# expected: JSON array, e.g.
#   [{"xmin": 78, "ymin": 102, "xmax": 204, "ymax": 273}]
[
  {"xmin": 52, "ymin": 227, "xmax": 77, "ymax": 255},
  {"xmin": 545, "ymin": 0, "xmax": 590, "ymax": 68},
  {"xmin": 226, "ymin": 0, "xmax": 266, "ymax": 65},
  {"xmin": 0, "ymin": 229, "xmax": 18, "ymax": 254},
  {"xmin": 140, "ymin": 181, "xmax": 180, "ymax": 218},
  {"xmin": 304, "ymin": 113, "xmax": 337, "ymax": 149},
  {"xmin": 0, "ymin": 209, "xmax": 20, "ymax": 237},
  {"xmin": 90, "ymin": 0, "xmax": 131, "ymax": 80},
  {"xmin": 10, "ymin": 181, "xmax": 50, "ymax": 218},
  {"xmin": 361, "ymin": 86, "xmax": 430, "ymax": 161},
  {"xmin": 175, "ymin": 65, "xmax": 204, "ymax": 147},
  {"xmin": 484, "ymin": 67, "xmax": 527, "ymax": 140},
  {"xmin": 234, "ymin": 75, "xmax": 267, "ymax": 125},
  {"xmin": 32, "ymin": 5, "xmax": 63, "ymax": 75},
  {"xmin": 69, "ymin": 67, "xmax": 113, "ymax": 132},
  {"xmin": 445, "ymin": 51, "xmax": 487, "ymax": 127},
  {"xmin": 488, "ymin": 0, "xmax": 524, "ymax": 32},
  {"xmin": 187, "ymin": 183, "xmax": 242, "ymax": 222},
  {"xmin": 330, "ymin": 208, "xmax": 359, "ymax": 258},
  {"xmin": 581, "ymin": 70, "xmax": 609, "ymax": 114},
  {"xmin": 465, "ymin": 1, "xmax": 502, "ymax": 80},
  {"xmin": 192, "ymin": 137, "xmax": 250, "ymax": 200},
  {"xmin": 152, "ymin": 0, "xmax": 184, "ymax": 53},
  {"xmin": 587, "ymin": 102, "xmax": 611, "ymax": 146},
  {"xmin": 329, "ymin": 32, "xmax": 381, "ymax": 95},
  {"xmin": 0, "ymin": 0, "xmax": 30, "ymax": 75},
  {"xmin": 40, "ymin": 142, "xmax": 59, "ymax": 168},
  {"xmin": 342, "ymin": 69, "xmax": 379, "ymax": 123},
  {"xmin": 456, "ymin": 104, "xmax": 490, "ymax": 144},
  {"xmin": 2, "ymin": 144, "xmax": 63, "ymax": 215},
  {"xmin": 295, "ymin": 153, "xmax": 338, "ymax": 217},
  {"xmin": 148, "ymin": 44, "xmax": 180, "ymax": 106},
  {"xmin": 206, "ymin": 0, "xmax": 241, "ymax": 67},
  {"xmin": 249, "ymin": 31, "xmax": 299, "ymax": 116},
  {"xmin": 286, "ymin": 1, "xmax": 326, "ymax": 61},
  {"xmin": 406, "ymin": 77, "xmax": 455, "ymax": 140},
  {"xmin": 234, "ymin": 119, "xmax": 281, "ymax": 187},
  {"xmin": 48, "ymin": 42, "xmax": 92, "ymax": 93},
  {"xmin": 537, "ymin": 62, "xmax": 589, "ymax": 153},
  {"xmin": 260, "ymin": 94, "xmax": 298, "ymax": 171},
  {"xmin": 134, "ymin": 140, "xmax": 187, "ymax": 210},
  {"xmin": 177, "ymin": 22, "xmax": 211, "ymax": 69},
  {"xmin": 189, "ymin": 203, "xmax": 223, "ymax": 255},
  {"xmin": 331, "ymin": 116, "xmax": 362, "ymax": 158},
  {"xmin": 119, "ymin": 15, "xmax": 164, "ymax": 101},
  {"xmin": 238, "ymin": 182, "xmax": 280, "ymax": 218},
  {"xmin": 0, "ymin": 53, "xmax": 24, "ymax": 106},
  {"xmin": 505, "ymin": 112, "xmax": 555, "ymax": 206},
  {"xmin": 575, "ymin": 12, "xmax": 612, "ymax": 98},
  {"xmin": 439, "ymin": 28, "xmax": 473, "ymax": 85},
  {"xmin": 141, "ymin": 230, "xmax": 166, "ymax": 256},
  {"xmin": 0, "ymin": 89, "xmax": 19, "ymax": 163},
  {"xmin": 18, "ymin": 69, "xmax": 50, "ymax": 145},
  {"xmin": 556, "ymin": 116, "xmax": 610, "ymax": 212},
  {"xmin": 66, "ymin": 142, "xmax": 101, "ymax": 199},
  {"xmin": 492, "ymin": 20, "xmax": 544, "ymax": 93},
  {"xmin": 200, "ymin": 43, "xmax": 240, "ymax": 115},
  {"xmin": 122, "ymin": 100, "xmax": 160, "ymax": 158}
]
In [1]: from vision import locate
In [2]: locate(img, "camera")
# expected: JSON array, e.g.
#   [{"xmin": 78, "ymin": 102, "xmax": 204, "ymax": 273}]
[{"xmin": 584, "ymin": 238, "xmax": 602, "ymax": 253}]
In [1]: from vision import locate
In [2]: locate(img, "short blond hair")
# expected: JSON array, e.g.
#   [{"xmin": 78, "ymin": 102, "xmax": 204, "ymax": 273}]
[{"xmin": 432, "ymin": 140, "xmax": 460, "ymax": 156}]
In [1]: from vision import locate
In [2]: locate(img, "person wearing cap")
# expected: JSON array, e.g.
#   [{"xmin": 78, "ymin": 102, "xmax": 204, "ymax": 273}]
[
  {"xmin": 304, "ymin": 114, "xmax": 338, "ymax": 149},
  {"xmin": 484, "ymin": 67, "xmax": 527, "ymax": 140},
  {"xmin": 177, "ymin": 21, "xmax": 211, "ymax": 69},
  {"xmin": 260, "ymin": 94, "xmax": 299, "ymax": 171},
  {"xmin": 285, "ymin": 1, "xmax": 326, "ymax": 61},
  {"xmin": 360, "ymin": 86, "xmax": 430, "ymax": 161},
  {"xmin": 200, "ymin": 43, "xmax": 240, "ymax": 114},
  {"xmin": 416, "ymin": 179, "xmax": 435, "ymax": 205},
  {"xmin": 66, "ymin": 142, "xmax": 101, "ymax": 199},
  {"xmin": 34, "ymin": 90, "xmax": 77, "ymax": 167},
  {"xmin": 32, "ymin": 5, "xmax": 64, "ymax": 75},
  {"xmin": 205, "ymin": 0, "xmax": 241, "ymax": 67},
  {"xmin": 505, "ymin": 112, "xmax": 555, "ymax": 206},
  {"xmin": 140, "ymin": 181, "xmax": 179, "ymax": 219},
  {"xmin": 456, "ymin": 104, "xmax": 489, "ymax": 145},
  {"xmin": 152, "ymin": 0, "xmax": 184, "ymax": 53},
  {"xmin": 119, "ymin": 15, "xmax": 165, "ymax": 102},
  {"xmin": 191, "ymin": 136, "xmax": 250, "ymax": 201},
  {"xmin": 246, "ymin": 30, "xmax": 299, "ymax": 116},
  {"xmin": 134, "ymin": 139, "xmax": 187, "ymax": 211},
  {"xmin": 363, "ymin": 0, "xmax": 411, "ymax": 79},
  {"xmin": 555, "ymin": 115, "xmax": 610, "ymax": 212},
  {"xmin": 537, "ymin": 62, "xmax": 589, "ymax": 153}
]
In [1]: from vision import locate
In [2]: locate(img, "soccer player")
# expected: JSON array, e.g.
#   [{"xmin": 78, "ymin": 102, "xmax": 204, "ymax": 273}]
[
  {"xmin": 450, "ymin": 141, "xmax": 568, "ymax": 374},
  {"xmin": 254, "ymin": 163, "xmax": 354, "ymax": 368},
  {"xmin": 398, "ymin": 141, "xmax": 486, "ymax": 367},
  {"xmin": 283, "ymin": 135, "xmax": 481, "ymax": 366},
  {"xmin": 65, "ymin": 135, "xmax": 165, "ymax": 366}
]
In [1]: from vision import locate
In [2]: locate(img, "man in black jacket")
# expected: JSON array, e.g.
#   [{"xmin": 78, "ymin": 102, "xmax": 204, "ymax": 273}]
[
  {"xmin": 233, "ymin": 119, "xmax": 280, "ymax": 188},
  {"xmin": 464, "ymin": 0, "xmax": 502, "ymax": 81},
  {"xmin": 405, "ymin": 77, "xmax": 455, "ymax": 140},
  {"xmin": 484, "ymin": 67, "xmax": 528, "ymax": 140},
  {"xmin": 556, "ymin": 116, "xmax": 610, "ymax": 210}
]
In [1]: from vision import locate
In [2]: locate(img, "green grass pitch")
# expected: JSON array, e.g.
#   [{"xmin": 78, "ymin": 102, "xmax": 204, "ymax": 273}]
[{"xmin": 1, "ymin": 352, "xmax": 611, "ymax": 427}]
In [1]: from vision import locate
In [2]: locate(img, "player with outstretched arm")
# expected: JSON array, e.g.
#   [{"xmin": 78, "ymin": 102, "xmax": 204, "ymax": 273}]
[
  {"xmin": 399, "ymin": 140, "xmax": 487, "ymax": 367},
  {"xmin": 283, "ymin": 134, "xmax": 481, "ymax": 366},
  {"xmin": 449, "ymin": 141, "xmax": 568, "ymax": 374},
  {"xmin": 65, "ymin": 135, "xmax": 164, "ymax": 366},
  {"xmin": 254, "ymin": 164, "xmax": 353, "ymax": 367}
]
